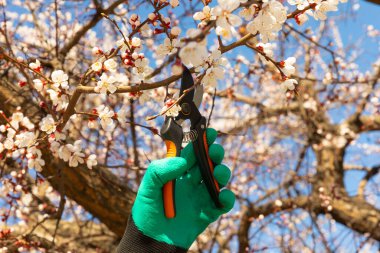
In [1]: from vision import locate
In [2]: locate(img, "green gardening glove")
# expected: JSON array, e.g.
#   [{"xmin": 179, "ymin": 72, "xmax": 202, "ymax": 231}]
[{"xmin": 118, "ymin": 128, "xmax": 235, "ymax": 252}]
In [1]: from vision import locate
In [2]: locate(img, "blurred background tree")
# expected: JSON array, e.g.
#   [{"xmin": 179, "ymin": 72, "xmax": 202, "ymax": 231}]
[{"xmin": 0, "ymin": 0, "xmax": 379, "ymax": 252}]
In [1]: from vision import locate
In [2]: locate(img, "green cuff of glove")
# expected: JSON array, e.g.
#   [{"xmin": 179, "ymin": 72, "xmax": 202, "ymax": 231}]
[{"xmin": 132, "ymin": 128, "xmax": 235, "ymax": 249}]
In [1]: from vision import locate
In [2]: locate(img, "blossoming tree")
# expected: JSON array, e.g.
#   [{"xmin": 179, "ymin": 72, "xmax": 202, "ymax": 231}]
[{"xmin": 0, "ymin": 0, "xmax": 379, "ymax": 252}]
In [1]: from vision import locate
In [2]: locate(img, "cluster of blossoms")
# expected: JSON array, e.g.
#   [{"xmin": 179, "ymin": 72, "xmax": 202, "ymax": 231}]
[
  {"xmin": 20, "ymin": 59, "xmax": 100, "ymax": 170},
  {"xmin": 1, "ymin": 0, "xmax": 349, "ymax": 177},
  {"xmin": 88, "ymin": 7, "xmax": 185, "ymax": 117},
  {"xmin": 279, "ymin": 57, "xmax": 298, "ymax": 92},
  {"xmin": 187, "ymin": 0, "xmax": 347, "ymax": 94},
  {"xmin": 0, "ymin": 110, "xmax": 46, "ymax": 172},
  {"xmin": 0, "ymin": 109, "xmax": 97, "ymax": 173},
  {"xmin": 193, "ymin": 0, "xmax": 242, "ymax": 39},
  {"xmin": 179, "ymin": 43, "xmax": 228, "ymax": 88},
  {"xmin": 91, "ymin": 36, "xmax": 154, "ymax": 104},
  {"xmin": 160, "ymin": 99, "xmax": 182, "ymax": 117},
  {"xmin": 89, "ymin": 104, "xmax": 136, "ymax": 133},
  {"xmin": 0, "ymin": 167, "xmax": 77, "ymax": 252},
  {"xmin": 193, "ymin": 0, "xmax": 346, "ymax": 42},
  {"xmin": 254, "ymin": 43, "xmax": 298, "ymax": 93},
  {"xmin": 29, "ymin": 60, "xmax": 70, "ymax": 112},
  {"xmin": 201, "ymin": 50, "xmax": 228, "ymax": 87},
  {"xmin": 246, "ymin": 1, "xmax": 287, "ymax": 43},
  {"xmin": 157, "ymin": 38, "xmax": 180, "ymax": 56},
  {"xmin": 289, "ymin": 0, "xmax": 347, "ymax": 24}
]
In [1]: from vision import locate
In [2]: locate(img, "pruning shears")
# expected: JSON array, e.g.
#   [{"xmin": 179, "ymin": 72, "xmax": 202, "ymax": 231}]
[{"xmin": 160, "ymin": 65, "xmax": 222, "ymax": 218}]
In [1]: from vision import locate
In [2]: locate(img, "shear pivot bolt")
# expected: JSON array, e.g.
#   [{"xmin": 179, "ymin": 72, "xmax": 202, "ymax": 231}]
[
  {"xmin": 201, "ymin": 124, "xmax": 205, "ymax": 129},
  {"xmin": 181, "ymin": 103, "xmax": 191, "ymax": 115}
]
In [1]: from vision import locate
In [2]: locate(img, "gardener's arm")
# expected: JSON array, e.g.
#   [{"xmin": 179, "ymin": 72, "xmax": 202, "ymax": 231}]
[{"xmin": 116, "ymin": 128, "xmax": 235, "ymax": 253}]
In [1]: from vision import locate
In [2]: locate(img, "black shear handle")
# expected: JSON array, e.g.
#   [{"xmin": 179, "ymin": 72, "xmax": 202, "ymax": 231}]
[{"xmin": 192, "ymin": 116, "xmax": 223, "ymax": 208}]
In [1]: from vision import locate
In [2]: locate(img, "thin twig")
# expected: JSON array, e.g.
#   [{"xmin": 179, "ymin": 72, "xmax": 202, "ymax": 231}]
[
  {"xmin": 245, "ymin": 43, "xmax": 287, "ymax": 78},
  {"xmin": 101, "ymin": 13, "xmax": 131, "ymax": 51},
  {"xmin": 207, "ymin": 88, "xmax": 216, "ymax": 128},
  {"xmin": 54, "ymin": 0, "xmax": 59, "ymax": 58},
  {"xmin": 145, "ymin": 85, "xmax": 197, "ymax": 121}
]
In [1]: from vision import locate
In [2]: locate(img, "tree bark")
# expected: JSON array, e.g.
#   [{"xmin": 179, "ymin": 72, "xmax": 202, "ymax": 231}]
[{"xmin": 0, "ymin": 84, "xmax": 135, "ymax": 237}]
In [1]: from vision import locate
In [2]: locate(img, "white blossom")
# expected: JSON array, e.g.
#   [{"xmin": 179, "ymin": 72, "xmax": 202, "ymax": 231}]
[
  {"xmin": 295, "ymin": 13, "xmax": 309, "ymax": 25},
  {"xmin": 10, "ymin": 112, "xmax": 24, "ymax": 130},
  {"xmin": 275, "ymin": 199, "xmax": 283, "ymax": 207},
  {"xmin": 287, "ymin": 0, "xmax": 310, "ymax": 10},
  {"xmin": 11, "ymin": 112, "xmax": 24, "ymax": 123},
  {"xmin": 97, "ymin": 105, "xmax": 116, "ymax": 131},
  {"xmin": 64, "ymin": 140, "xmax": 85, "ymax": 167},
  {"xmin": 161, "ymin": 99, "xmax": 181, "ymax": 117},
  {"xmin": 88, "ymin": 119, "xmax": 98, "ymax": 129},
  {"xmin": 51, "ymin": 70, "xmax": 69, "ymax": 90},
  {"xmin": 281, "ymin": 57, "xmax": 296, "ymax": 76},
  {"xmin": 92, "ymin": 46, "xmax": 102, "ymax": 55},
  {"xmin": 49, "ymin": 140, "xmax": 61, "ymax": 153},
  {"xmin": 132, "ymin": 58, "xmax": 152, "ymax": 80},
  {"xmin": 58, "ymin": 145, "xmax": 71, "ymax": 162},
  {"xmin": 179, "ymin": 42, "xmax": 208, "ymax": 66},
  {"xmin": 247, "ymin": 1, "xmax": 287, "ymax": 42},
  {"xmin": 131, "ymin": 37, "xmax": 142, "ymax": 47},
  {"xmin": 95, "ymin": 73, "xmax": 117, "ymax": 94},
  {"xmin": 117, "ymin": 39, "xmax": 128, "ymax": 52},
  {"xmin": 215, "ymin": 26, "xmax": 233, "ymax": 39},
  {"xmin": 69, "ymin": 151, "xmax": 85, "ymax": 167},
  {"xmin": 303, "ymin": 99, "xmax": 318, "ymax": 112},
  {"xmin": 39, "ymin": 115, "xmax": 56, "ymax": 134},
  {"xmin": 281, "ymin": 78, "xmax": 298, "ymax": 91},
  {"xmin": 213, "ymin": 0, "xmax": 242, "ymax": 38},
  {"xmin": 206, "ymin": 50, "xmax": 228, "ymax": 68},
  {"xmin": 29, "ymin": 59, "xmax": 41, "ymax": 71},
  {"xmin": 4, "ymin": 138, "xmax": 14, "ymax": 149},
  {"xmin": 323, "ymin": 72, "xmax": 333, "ymax": 85},
  {"xmin": 33, "ymin": 79, "xmax": 44, "ymax": 92},
  {"xmin": 171, "ymin": 26, "xmax": 181, "ymax": 36},
  {"xmin": 14, "ymin": 132, "xmax": 36, "ymax": 148},
  {"xmin": 21, "ymin": 117, "xmax": 34, "ymax": 130},
  {"xmin": 202, "ymin": 67, "xmax": 225, "ymax": 87},
  {"xmin": 91, "ymin": 62, "xmax": 102, "ymax": 72},
  {"xmin": 7, "ymin": 128, "xmax": 16, "ymax": 139},
  {"xmin": 314, "ymin": 0, "xmax": 339, "ymax": 20},
  {"xmin": 239, "ymin": 4, "xmax": 258, "ymax": 21},
  {"xmin": 47, "ymin": 89, "xmax": 69, "ymax": 111},
  {"xmin": 26, "ymin": 147, "xmax": 45, "ymax": 172},
  {"xmin": 367, "ymin": 25, "xmax": 380, "ymax": 37},
  {"xmin": 129, "ymin": 14, "xmax": 141, "ymax": 26},
  {"xmin": 256, "ymin": 43, "xmax": 275, "ymax": 62},
  {"xmin": 104, "ymin": 58, "xmax": 118, "ymax": 72},
  {"xmin": 333, "ymin": 136, "xmax": 347, "ymax": 148},
  {"xmin": 193, "ymin": 6, "xmax": 216, "ymax": 26},
  {"xmin": 148, "ymin": 13, "xmax": 156, "ymax": 20},
  {"xmin": 157, "ymin": 38, "xmax": 180, "ymax": 56},
  {"xmin": 86, "ymin": 154, "xmax": 97, "ymax": 169}
]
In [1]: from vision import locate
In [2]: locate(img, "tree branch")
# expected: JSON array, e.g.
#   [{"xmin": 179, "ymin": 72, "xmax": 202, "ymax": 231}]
[
  {"xmin": 357, "ymin": 164, "xmax": 380, "ymax": 198},
  {"xmin": 59, "ymin": 0, "xmax": 126, "ymax": 57}
]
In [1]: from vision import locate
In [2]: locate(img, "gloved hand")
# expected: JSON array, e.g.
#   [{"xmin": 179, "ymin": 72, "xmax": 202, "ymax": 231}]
[{"xmin": 117, "ymin": 128, "xmax": 235, "ymax": 253}]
